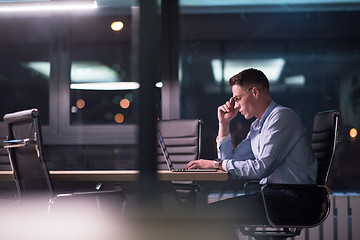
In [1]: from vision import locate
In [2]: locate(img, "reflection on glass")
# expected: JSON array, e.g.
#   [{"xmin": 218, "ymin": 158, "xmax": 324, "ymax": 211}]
[
  {"xmin": 350, "ymin": 128, "xmax": 358, "ymax": 138},
  {"xmin": 69, "ymin": 42, "xmax": 139, "ymax": 125},
  {"xmin": 114, "ymin": 113, "xmax": 125, "ymax": 123},
  {"xmin": 284, "ymin": 75, "xmax": 305, "ymax": 86},
  {"xmin": 70, "ymin": 89, "xmax": 138, "ymax": 125},
  {"xmin": 180, "ymin": 3, "xmax": 360, "ymax": 190},
  {"xmin": 0, "ymin": 0, "xmax": 97, "ymax": 12},
  {"xmin": 71, "ymin": 61, "xmax": 120, "ymax": 83},
  {"xmin": 70, "ymin": 82, "xmax": 140, "ymax": 90},
  {"xmin": 22, "ymin": 62, "xmax": 50, "ymax": 78},
  {"xmin": 0, "ymin": 48, "xmax": 50, "ymax": 125},
  {"xmin": 111, "ymin": 21, "xmax": 124, "ymax": 31},
  {"xmin": 76, "ymin": 99, "xmax": 86, "ymax": 109},
  {"xmin": 211, "ymin": 58, "xmax": 285, "ymax": 83},
  {"xmin": 120, "ymin": 99, "xmax": 130, "ymax": 109}
]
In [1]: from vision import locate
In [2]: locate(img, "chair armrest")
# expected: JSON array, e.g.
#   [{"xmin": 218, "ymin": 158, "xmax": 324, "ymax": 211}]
[
  {"xmin": 3, "ymin": 138, "xmax": 36, "ymax": 148},
  {"xmin": 172, "ymin": 181, "xmax": 201, "ymax": 192},
  {"xmin": 52, "ymin": 188, "xmax": 126, "ymax": 213},
  {"xmin": 260, "ymin": 184, "xmax": 330, "ymax": 228},
  {"xmin": 243, "ymin": 181, "xmax": 261, "ymax": 195},
  {"xmin": 55, "ymin": 188, "xmax": 126, "ymax": 205}
]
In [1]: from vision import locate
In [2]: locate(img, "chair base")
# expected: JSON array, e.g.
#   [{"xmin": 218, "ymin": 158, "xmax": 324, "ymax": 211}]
[{"xmin": 239, "ymin": 226, "xmax": 302, "ymax": 240}]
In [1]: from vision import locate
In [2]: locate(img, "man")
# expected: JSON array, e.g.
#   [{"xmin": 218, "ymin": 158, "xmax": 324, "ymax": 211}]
[
  {"xmin": 185, "ymin": 68, "xmax": 317, "ymax": 184},
  {"xmin": 185, "ymin": 68, "xmax": 317, "ymax": 223}
]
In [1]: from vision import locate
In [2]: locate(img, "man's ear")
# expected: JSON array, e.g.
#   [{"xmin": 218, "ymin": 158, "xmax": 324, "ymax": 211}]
[{"xmin": 253, "ymin": 87, "xmax": 261, "ymax": 97}]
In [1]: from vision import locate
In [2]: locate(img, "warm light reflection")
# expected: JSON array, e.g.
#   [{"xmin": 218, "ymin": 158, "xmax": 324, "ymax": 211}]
[
  {"xmin": 120, "ymin": 99, "xmax": 130, "ymax": 109},
  {"xmin": 111, "ymin": 21, "xmax": 124, "ymax": 31},
  {"xmin": 350, "ymin": 128, "xmax": 358, "ymax": 138},
  {"xmin": 114, "ymin": 113, "xmax": 124, "ymax": 123},
  {"xmin": 76, "ymin": 99, "xmax": 86, "ymax": 109}
]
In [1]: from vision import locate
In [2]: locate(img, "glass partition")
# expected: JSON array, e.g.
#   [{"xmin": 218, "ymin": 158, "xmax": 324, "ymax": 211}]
[
  {"xmin": 0, "ymin": 40, "xmax": 51, "ymax": 125},
  {"xmin": 69, "ymin": 43, "xmax": 138, "ymax": 125},
  {"xmin": 179, "ymin": 1, "xmax": 360, "ymax": 190}
]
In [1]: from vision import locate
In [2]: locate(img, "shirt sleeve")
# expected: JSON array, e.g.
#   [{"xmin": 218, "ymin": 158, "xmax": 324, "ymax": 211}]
[
  {"xmin": 217, "ymin": 133, "xmax": 255, "ymax": 169},
  {"xmin": 225, "ymin": 110, "xmax": 306, "ymax": 180},
  {"xmin": 216, "ymin": 134, "xmax": 231, "ymax": 146}
]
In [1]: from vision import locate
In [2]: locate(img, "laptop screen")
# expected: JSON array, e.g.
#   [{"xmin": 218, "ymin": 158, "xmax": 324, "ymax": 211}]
[{"xmin": 156, "ymin": 130, "xmax": 175, "ymax": 171}]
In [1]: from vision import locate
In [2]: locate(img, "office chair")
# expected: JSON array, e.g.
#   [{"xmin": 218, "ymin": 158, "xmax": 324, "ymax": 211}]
[
  {"xmin": 0, "ymin": 122, "xmax": 12, "ymax": 171},
  {"xmin": 157, "ymin": 119, "xmax": 203, "ymax": 209},
  {"xmin": 239, "ymin": 109, "xmax": 341, "ymax": 240},
  {"xmin": 3, "ymin": 109, "xmax": 125, "ymax": 212},
  {"xmin": 0, "ymin": 121, "xmax": 18, "ymax": 200}
]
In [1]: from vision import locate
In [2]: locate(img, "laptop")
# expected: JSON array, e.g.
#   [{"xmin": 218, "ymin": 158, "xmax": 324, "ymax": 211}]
[{"xmin": 156, "ymin": 130, "xmax": 217, "ymax": 172}]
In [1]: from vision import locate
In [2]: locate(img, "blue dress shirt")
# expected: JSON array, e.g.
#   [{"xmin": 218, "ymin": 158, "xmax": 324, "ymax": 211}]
[{"xmin": 217, "ymin": 101, "xmax": 317, "ymax": 184}]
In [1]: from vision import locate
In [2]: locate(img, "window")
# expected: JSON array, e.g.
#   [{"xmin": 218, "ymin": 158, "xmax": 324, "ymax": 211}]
[
  {"xmin": 69, "ymin": 43, "xmax": 138, "ymax": 125},
  {"xmin": 180, "ymin": 2, "xmax": 360, "ymax": 190},
  {"xmin": 0, "ymin": 17, "xmax": 51, "ymax": 124}
]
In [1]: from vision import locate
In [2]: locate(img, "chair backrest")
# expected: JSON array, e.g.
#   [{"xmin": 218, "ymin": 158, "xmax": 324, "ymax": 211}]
[
  {"xmin": 0, "ymin": 122, "xmax": 12, "ymax": 171},
  {"xmin": 311, "ymin": 110, "xmax": 341, "ymax": 186},
  {"xmin": 157, "ymin": 119, "xmax": 202, "ymax": 170},
  {"xmin": 3, "ymin": 109, "xmax": 53, "ymax": 197}
]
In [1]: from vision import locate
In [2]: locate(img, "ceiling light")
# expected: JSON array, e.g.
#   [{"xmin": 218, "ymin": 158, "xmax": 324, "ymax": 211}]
[
  {"xmin": 71, "ymin": 61, "xmax": 119, "ymax": 83},
  {"xmin": 350, "ymin": 128, "xmax": 358, "ymax": 138},
  {"xmin": 70, "ymin": 82, "xmax": 140, "ymax": 90},
  {"xmin": 285, "ymin": 75, "xmax": 305, "ymax": 86},
  {"xmin": 155, "ymin": 82, "xmax": 163, "ymax": 88},
  {"xmin": 0, "ymin": 1, "xmax": 97, "ymax": 12},
  {"xmin": 212, "ymin": 58, "xmax": 285, "ymax": 83},
  {"xmin": 23, "ymin": 62, "xmax": 50, "ymax": 78},
  {"xmin": 211, "ymin": 59, "xmax": 222, "ymax": 83},
  {"xmin": 111, "ymin": 21, "xmax": 124, "ymax": 32},
  {"xmin": 180, "ymin": 0, "xmax": 360, "ymax": 7},
  {"xmin": 23, "ymin": 61, "xmax": 121, "ymax": 83}
]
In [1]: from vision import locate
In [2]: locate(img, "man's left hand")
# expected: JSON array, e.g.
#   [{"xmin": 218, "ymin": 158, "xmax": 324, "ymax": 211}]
[{"xmin": 184, "ymin": 159, "xmax": 215, "ymax": 169}]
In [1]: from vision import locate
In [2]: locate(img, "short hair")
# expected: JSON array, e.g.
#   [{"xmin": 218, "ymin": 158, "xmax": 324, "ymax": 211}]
[{"xmin": 229, "ymin": 68, "xmax": 270, "ymax": 91}]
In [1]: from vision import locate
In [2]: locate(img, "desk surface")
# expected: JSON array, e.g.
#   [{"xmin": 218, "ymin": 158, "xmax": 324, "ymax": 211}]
[{"xmin": 0, "ymin": 170, "xmax": 228, "ymax": 182}]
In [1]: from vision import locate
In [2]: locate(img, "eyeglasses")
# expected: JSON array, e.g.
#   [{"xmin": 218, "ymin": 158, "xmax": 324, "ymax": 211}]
[{"xmin": 233, "ymin": 87, "xmax": 254, "ymax": 102}]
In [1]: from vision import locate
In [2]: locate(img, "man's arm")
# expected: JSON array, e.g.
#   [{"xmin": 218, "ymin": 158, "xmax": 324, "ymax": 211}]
[
  {"xmin": 184, "ymin": 98, "xmax": 239, "ymax": 170},
  {"xmin": 185, "ymin": 132, "xmax": 253, "ymax": 170},
  {"xmin": 226, "ymin": 110, "xmax": 305, "ymax": 180},
  {"xmin": 184, "ymin": 159, "xmax": 219, "ymax": 169},
  {"xmin": 217, "ymin": 97, "xmax": 238, "ymax": 138}
]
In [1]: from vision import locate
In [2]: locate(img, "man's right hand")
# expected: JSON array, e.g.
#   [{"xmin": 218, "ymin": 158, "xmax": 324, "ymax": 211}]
[
  {"xmin": 217, "ymin": 97, "xmax": 239, "ymax": 124},
  {"xmin": 217, "ymin": 97, "xmax": 239, "ymax": 139}
]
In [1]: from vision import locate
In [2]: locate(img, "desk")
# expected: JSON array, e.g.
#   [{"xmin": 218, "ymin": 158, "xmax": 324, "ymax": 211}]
[{"xmin": 0, "ymin": 170, "xmax": 228, "ymax": 182}]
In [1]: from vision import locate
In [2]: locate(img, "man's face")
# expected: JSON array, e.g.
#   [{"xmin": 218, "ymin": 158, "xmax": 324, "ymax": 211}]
[{"xmin": 232, "ymin": 85, "xmax": 256, "ymax": 119}]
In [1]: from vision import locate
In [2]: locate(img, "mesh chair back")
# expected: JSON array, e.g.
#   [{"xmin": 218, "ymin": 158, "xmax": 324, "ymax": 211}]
[
  {"xmin": 3, "ymin": 109, "xmax": 53, "ymax": 196},
  {"xmin": 311, "ymin": 110, "xmax": 340, "ymax": 186},
  {"xmin": 157, "ymin": 119, "xmax": 202, "ymax": 170}
]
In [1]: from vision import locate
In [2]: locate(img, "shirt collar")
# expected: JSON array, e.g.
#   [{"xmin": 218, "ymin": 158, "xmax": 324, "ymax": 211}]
[{"xmin": 258, "ymin": 100, "xmax": 277, "ymax": 133}]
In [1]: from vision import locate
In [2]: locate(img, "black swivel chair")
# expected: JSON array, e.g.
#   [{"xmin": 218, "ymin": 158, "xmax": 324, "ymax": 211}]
[
  {"xmin": 239, "ymin": 110, "xmax": 341, "ymax": 240},
  {"xmin": 0, "ymin": 121, "xmax": 18, "ymax": 199},
  {"xmin": 0, "ymin": 122, "xmax": 12, "ymax": 171},
  {"xmin": 157, "ymin": 119, "xmax": 203, "ymax": 208},
  {"xmin": 3, "ymin": 109, "xmax": 125, "ymax": 211}
]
